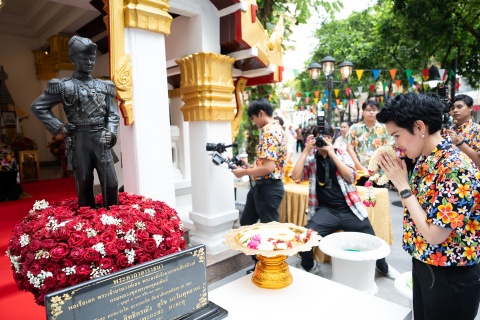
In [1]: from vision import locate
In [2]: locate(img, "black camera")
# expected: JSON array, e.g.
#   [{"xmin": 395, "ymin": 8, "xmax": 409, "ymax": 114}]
[
  {"xmin": 206, "ymin": 142, "xmax": 243, "ymax": 169},
  {"xmin": 315, "ymin": 110, "xmax": 326, "ymax": 148}
]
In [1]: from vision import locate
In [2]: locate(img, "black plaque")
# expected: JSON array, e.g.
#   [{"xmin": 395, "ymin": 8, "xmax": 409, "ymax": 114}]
[{"xmin": 45, "ymin": 245, "xmax": 226, "ymax": 320}]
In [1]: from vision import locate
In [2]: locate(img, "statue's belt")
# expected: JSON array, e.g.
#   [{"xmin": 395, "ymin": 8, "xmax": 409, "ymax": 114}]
[{"xmin": 70, "ymin": 118, "xmax": 105, "ymax": 126}]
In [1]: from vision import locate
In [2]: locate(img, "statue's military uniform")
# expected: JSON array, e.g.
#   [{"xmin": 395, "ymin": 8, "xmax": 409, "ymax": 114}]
[{"xmin": 30, "ymin": 36, "xmax": 120, "ymax": 209}]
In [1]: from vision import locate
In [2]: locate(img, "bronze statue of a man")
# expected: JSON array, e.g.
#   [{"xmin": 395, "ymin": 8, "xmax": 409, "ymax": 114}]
[{"xmin": 31, "ymin": 35, "xmax": 120, "ymax": 208}]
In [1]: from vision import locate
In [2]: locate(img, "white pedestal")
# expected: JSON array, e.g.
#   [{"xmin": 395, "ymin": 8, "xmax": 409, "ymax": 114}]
[{"xmin": 319, "ymin": 232, "xmax": 391, "ymax": 294}]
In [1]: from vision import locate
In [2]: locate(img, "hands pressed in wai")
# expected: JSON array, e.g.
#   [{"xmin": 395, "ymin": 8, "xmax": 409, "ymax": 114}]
[{"xmin": 377, "ymin": 152, "xmax": 410, "ymax": 191}]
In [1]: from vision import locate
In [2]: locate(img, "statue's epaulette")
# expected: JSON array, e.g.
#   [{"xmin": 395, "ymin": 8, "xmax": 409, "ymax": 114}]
[
  {"xmin": 44, "ymin": 78, "xmax": 65, "ymax": 95},
  {"xmin": 104, "ymin": 80, "xmax": 116, "ymax": 96}
]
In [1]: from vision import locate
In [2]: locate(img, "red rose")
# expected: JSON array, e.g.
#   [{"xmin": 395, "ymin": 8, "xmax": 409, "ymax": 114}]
[
  {"xmin": 138, "ymin": 254, "xmax": 153, "ymax": 264},
  {"xmin": 100, "ymin": 230, "xmax": 117, "ymax": 243},
  {"xmin": 142, "ymin": 239, "xmax": 157, "ymax": 253},
  {"xmin": 60, "ymin": 259, "xmax": 74, "ymax": 269},
  {"xmin": 100, "ymin": 258, "xmax": 114, "ymax": 269},
  {"xmin": 56, "ymin": 272, "xmax": 68, "ymax": 287},
  {"xmin": 50, "ymin": 243, "xmax": 70, "ymax": 261},
  {"xmin": 84, "ymin": 248, "xmax": 100, "ymax": 262},
  {"xmin": 136, "ymin": 229, "xmax": 150, "ymax": 241},
  {"xmin": 116, "ymin": 239, "xmax": 127, "ymax": 251},
  {"xmin": 44, "ymin": 262, "xmax": 60, "ymax": 273},
  {"xmin": 42, "ymin": 275, "xmax": 57, "ymax": 290},
  {"xmin": 41, "ymin": 239, "xmax": 56, "ymax": 250},
  {"xmin": 28, "ymin": 261, "xmax": 43, "ymax": 276},
  {"xmin": 32, "ymin": 228, "xmax": 47, "ymax": 239},
  {"xmin": 116, "ymin": 254, "xmax": 129, "ymax": 268},
  {"xmin": 104, "ymin": 242, "xmax": 119, "ymax": 256},
  {"xmin": 28, "ymin": 239, "xmax": 41, "ymax": 252},
  {"xmin": 68, "ymin": 232, "xmax": 86, "ymax": 247},
  {"xmin": 76, "ymin": 264, "xmax": 91, "ymax": 276},
  {"xmin": 87, "ymin": 236, "xmax": 100, "ymax": 246},
  {"xmin": 35, "ymin": 293, "xmax": 46, "ymax": 306},
  {"xmin": 70, "ymin": 248, "xmax": 85, "ymax": 262},
  {"xmin": 53, "ymin": 228, "xmax": 69, "ymax": 241},
  {"xmin": 68, "ymin": 274, "xmax": 87, "ymax": 286}
]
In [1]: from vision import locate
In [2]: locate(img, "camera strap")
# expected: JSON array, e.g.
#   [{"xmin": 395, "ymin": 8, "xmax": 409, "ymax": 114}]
[{"xmin": 316, "ymin": 155, "xmax": 332, "ymax": 188}]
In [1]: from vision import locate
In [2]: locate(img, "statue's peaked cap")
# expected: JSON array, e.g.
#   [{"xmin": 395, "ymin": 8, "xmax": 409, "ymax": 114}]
[{"xmin": 68, "ymin": 36, "xmax": 97, "ymax": 58}]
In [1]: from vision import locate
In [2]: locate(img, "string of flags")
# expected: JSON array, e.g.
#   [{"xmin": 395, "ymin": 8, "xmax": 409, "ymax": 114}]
[{"xmin": 283, "ymin": 67, "xmax": 460, "ymax": 112}]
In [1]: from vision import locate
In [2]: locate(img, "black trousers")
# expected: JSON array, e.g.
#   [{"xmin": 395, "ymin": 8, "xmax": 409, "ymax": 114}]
[
  {"xmin": 240, "ymin": 181, "xmax": 284, "ymax": 225},
  {"xmin": 241, "ymin": 180, "xmax": 284, "ymax": 263},
  {"xmin": 72, "ymin": 128, "xmax": 118, "ymax": 208},
  {"xmin": 412, "ymin": 258, "xmax": 480, "ymax": 320},
  {"xmin": 299, "ymin": 205, "xmax": 389, "ymax": 272}
]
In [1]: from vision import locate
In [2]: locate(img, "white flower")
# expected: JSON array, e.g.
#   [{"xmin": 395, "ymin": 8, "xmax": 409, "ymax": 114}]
[
  {"xmin": 62, "ymin": 266, "xmax": 76, "ymax": 275},
  {"xmin": 30, "ymin": 200, "xmax": 50, "ymax": 213},
  {"xmin": 135, "ymin": 221, "xmax": 146, "ymax": 229},
  {"xmin": 124, "ymin": 229, "xmax": 137, "ymax": 243},
  {"xmin": 90, "ymin": 266, "xmax": 111, "ymax": 279},
  {"xmin": 45, "ymin": 217, "xmax": 69, "ymax": 231},
  {"xmin": 100, "ymin": 214, "xmax": 122, "ymax": 226},
  {"xmin": 132, "ymin": 204, "xmax": 140, "ymax": 210},
  {"xmin": 153, "ymin": 234, "xmax": 164, "ymax": 247},
  {"xmin": 92, "ymin": 242, "xmax": 106, "ymax": 256},
  {"xmin": 19, "ymin": 234, "xmax": 30, "ymax": 247},
  {"xmin": 6, "ymin": 251, "xmax": 22, "ymax": 273},
  {"xmin": 367, "ymin": 145, "xmax": 396, "ymax": 185},
  {"xmin": 35, "ymin": 250, "xmax": 50, "ymax": 260},
  {"xmin": 85, "ymin": 228, "xmax": 97, "ymax": 238},
  {"xmin": 125, "ymin": 248, "xmax": 135, "ymax": 264},
  {"xmin": 27, "ymin": 270, "xmax": 53, "ymax": 289},
  {"xmin": 73, "ymin": 222, "xmax": 84, "ymax": 231},
  {"xmin": 144, "ymin": 208, "xmax": 155, "ymax": 217}
]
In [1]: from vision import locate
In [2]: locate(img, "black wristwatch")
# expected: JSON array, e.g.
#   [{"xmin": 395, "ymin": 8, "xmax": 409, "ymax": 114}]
[{"xmin": 399, "ymin": 189, "xmax": 413, "ymax": 199}]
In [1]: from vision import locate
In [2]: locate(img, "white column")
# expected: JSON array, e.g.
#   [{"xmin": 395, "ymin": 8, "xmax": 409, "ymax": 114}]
[
  {"xmin": 121, "ymin": 28, "xmax": 176, "ymax": 207},
  {"xmin": 188, "ymin": 121, "xmax": 238, "ymax": 254}
]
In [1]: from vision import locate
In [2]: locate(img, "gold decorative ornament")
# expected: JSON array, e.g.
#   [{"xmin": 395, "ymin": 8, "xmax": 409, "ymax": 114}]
[
  {"xmin": 176, "ymin": 53, "xmax": 236, "ymax": 122},
  {"xmin": 224, "ymin": 222, "xmax": 321, "ymax": 289},
  {"xmin": 48, "ymin": 34, "xmax": 74, "ymax": 71},
  {"xmin": 231, "ymin": 77, "xmax": 248, "ymax": 140},
  {"xmin": 124, "ymin": 0, "xmax": 172, "ymax": 35}
]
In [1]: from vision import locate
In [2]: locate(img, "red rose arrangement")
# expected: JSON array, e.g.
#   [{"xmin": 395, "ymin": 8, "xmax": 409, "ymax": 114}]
[{"xmin": 6, "ymin": 192, "xmax": 186, "ymax": 306}]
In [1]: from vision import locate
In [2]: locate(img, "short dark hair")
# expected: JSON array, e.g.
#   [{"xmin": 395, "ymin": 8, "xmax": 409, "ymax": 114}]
[
  {"xmin": 376, "ymin": 93, "xmax": 443, "ymax": 134},
  {"xmin": 453, "ymin": 94, "xmax": 473, "ymax": 107},
  {"xmin": 247, "ymin": 98, "xmax": 274, "ymax": 117},
  {"xmin": 313, "ymin": 123, "xmax": 335, "ymax": 137},
  {"xmin": 362, "ymin": 99, "xmax": 379, "ymax": 111},
  {"xmin": 274, "ymin": 116, "xmax": 284, "ymax": 126}
]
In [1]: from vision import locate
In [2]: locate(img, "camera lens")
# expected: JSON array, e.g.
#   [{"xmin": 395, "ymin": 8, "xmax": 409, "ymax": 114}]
[
  {"xmin": 315, "ymin": 135, "xmax": 326, "ymax": 148},
  {"xmin": 206, "ymin": 143, "xmax": 217, "ymax": 151}
]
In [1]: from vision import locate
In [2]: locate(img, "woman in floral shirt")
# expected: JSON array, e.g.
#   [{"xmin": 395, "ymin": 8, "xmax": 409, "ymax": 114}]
[{"xmin": 376, "ymin": 93, "xmax": 480, "ymax": 320}]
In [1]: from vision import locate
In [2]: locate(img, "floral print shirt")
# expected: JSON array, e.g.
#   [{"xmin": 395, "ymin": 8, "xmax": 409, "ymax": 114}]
[
  {"xmin": 345, "ymin": 121, "xmax": 393, "ymax": 167},
  {"xmin": 300, "ymin": 148, "xmax": 368, "ymax": 221},
  {"xmin": 452, "ymin": 118, "xmax": 480, "ymax": 156},
  {"xmin": 404, "ymin": 139, "xmax": 480, "ymax": 266},
  {"xmin": 253, "ymin": 122, "xmax": 287, "ymax": 180}
]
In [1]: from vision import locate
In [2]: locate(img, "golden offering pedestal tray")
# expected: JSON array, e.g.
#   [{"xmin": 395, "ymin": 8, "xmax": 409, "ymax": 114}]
[{"xmin": 223, "ymin": 221, "xmax": 322, "ymax": 289}]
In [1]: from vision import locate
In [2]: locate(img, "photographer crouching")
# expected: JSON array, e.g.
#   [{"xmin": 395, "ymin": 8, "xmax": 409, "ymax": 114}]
[
  {"xmin": 231, "ymin": 98, "xmax": 287, "ymax": 274},
  {"xmin": 290, "ymin": 123, "xmax": 399, "ymax": 279}
]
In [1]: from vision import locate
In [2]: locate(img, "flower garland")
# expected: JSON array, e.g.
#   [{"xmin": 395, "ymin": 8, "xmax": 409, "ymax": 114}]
[
  {"xmin": 364, "ymin": 145, "xmax": 397, "ymax": 207},
  {"xmin": 367, "ymin": 145, "xmax": 397, "ymax": 186},
  {"xmin": 6, "ymin": 192, "xmax": 186, "ymax": 306}
]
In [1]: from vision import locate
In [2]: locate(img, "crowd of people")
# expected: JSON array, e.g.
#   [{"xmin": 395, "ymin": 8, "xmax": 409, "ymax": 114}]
[{"xmin": 234, "ymin": 93, "xmax": 480, "ymax": 319}]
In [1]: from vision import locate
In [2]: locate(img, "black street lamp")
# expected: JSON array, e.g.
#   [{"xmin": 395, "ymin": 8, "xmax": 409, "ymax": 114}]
[{"xmin": 308, "ymin": 56, "xmax": 354, "ymax": 124}]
